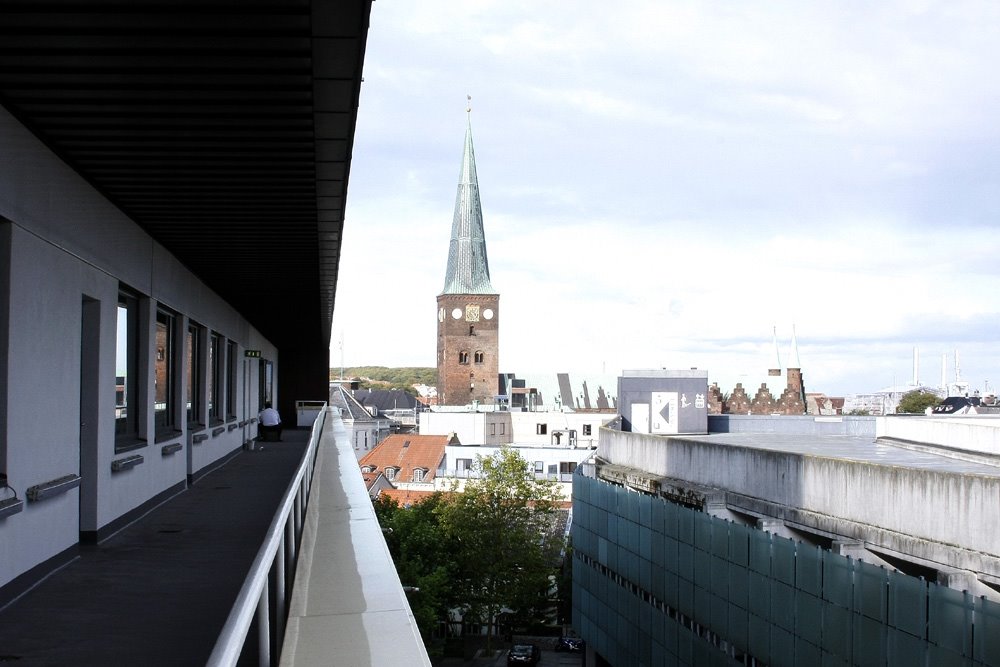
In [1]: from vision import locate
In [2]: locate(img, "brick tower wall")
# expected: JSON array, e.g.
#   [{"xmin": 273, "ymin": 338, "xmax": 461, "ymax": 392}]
[{"xmin": 436, "ymin": 293, "xmax": 499, "ymax": 406}]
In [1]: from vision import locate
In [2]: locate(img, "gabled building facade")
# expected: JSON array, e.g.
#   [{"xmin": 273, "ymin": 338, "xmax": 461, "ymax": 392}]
[
  {"xmin": 358, "ymin": 434, "xmax": 451, "ymax": 489},
  {"xmin": 329, "ymin": 382, "xmax": 390, "ymax": 459}
]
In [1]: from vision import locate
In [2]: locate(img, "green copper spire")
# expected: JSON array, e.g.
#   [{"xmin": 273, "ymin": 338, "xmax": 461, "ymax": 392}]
[{"xmin": 441, "ymin": 105, "xmax": 495, "ymax": 295}]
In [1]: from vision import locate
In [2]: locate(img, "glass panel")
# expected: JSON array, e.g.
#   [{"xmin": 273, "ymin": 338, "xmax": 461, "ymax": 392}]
[
  {"xmin": 154, "ymin": 311, "xmax": 174, "ymax": 431},
  {"xmin": 772, "ymin": 537, "xmax": 796, "ymax": 585},
  {"xmin": 927, "ymin": 584, "xmax": 971, "ymax": 655},
  {"xmin": 187, "ymin": 325, "xmax": 201, "ymax": 424},
  {"xmin": 795, "ymin": 590, "xmax": 823, "ymax": 645},
  {"xmin": 973, "ymin": 595, "xmax": 1000, "ymax": 665},
  {"xmin": 114, "ymin": 295, "xmax": 137, "ymax": 442},
  {"xmin": 796, "ymin": 544, "xmax": 823, "ymax": 595},
  {"xmin": 854, "ymin": 560, "xmax": 888, "ymax": 622},
  {"xmin": 207, "ymin": 334, "xmax": 221, "ymax": 421},
  {"xmin": 821, "ymin": 601, "xmax": 852, "ymax": 659},
  {"xmin": 226, "ymin": 340, "xmax": 238, "ymax": 418},
  {"xmin": 887, "ymin": 569, "xmax": 927, "ymax": 637},
  {"xmin": 821, "ymin": 550, "xmax": 854, "ymax": 608}
]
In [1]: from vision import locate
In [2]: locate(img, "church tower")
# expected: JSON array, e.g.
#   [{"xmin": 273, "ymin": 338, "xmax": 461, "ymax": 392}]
[{"xmin": 436, "ymin": 108, "xmax": 499, "ymax": 406}]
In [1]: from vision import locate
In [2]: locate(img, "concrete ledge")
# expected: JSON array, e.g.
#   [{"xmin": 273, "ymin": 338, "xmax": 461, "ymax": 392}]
[{"xmin": 280, "ymin": 413, "xmax": 430, "ymax": 666}]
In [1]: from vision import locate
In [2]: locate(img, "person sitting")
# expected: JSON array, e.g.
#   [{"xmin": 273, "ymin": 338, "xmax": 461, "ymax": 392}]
[{"xmin": 258, "ymin": 402, "xmax": 282, "ymax": 441}]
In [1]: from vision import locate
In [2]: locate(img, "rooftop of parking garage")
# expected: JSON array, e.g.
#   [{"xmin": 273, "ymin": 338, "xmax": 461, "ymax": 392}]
[
  {"xmin": 0, "ymin": 433, "xmax": 308, "ymax": 666},
  {"xmin": 690, "ymin": 431, "xmax": 1000, "ymax": 476}
]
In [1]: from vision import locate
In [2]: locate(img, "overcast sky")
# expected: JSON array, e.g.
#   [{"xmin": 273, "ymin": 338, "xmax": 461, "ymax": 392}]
[{"xmin": 330, "ymin": 0, "xmax": 1000, "ymax": 397}]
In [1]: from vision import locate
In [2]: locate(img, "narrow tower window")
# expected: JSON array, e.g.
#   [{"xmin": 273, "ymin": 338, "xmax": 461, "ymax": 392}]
[
  {"xmin": 459, "ymin": 351, "xmax": 470, "ymax": 365},
  {"xmin": 474, "ymin": 351, "xmax": 484, "ymax": 364}
]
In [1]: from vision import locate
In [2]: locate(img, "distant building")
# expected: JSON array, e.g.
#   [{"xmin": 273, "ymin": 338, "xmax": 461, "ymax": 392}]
[
  {"xmin": 329, "ymin": 382, "xmax": 390, "ymax": 459},
  {"xmin": 806, "ymin": 392, "xmax": 845, "ymax": 415},
  {"xmin": 573, "ymin": 410, "xmax": 1000, "ymax": 665},
  {"xmin": 436, "ymin": 112, "xmax": 499, "ymax": 407},
  {"xmin": 358, "ymin": 433, "xmax": 453, "ymax": 492},
  {"xmin": 353, "ymin": 388, "xmax": 425, "ymax": 432},
  {"xmin": 706, "ymin": 326, "xmax": 807, "ymax": 416},
  {"xmin": 618, "ymin": 369, "xmax": 709, "ymax": 435},
  {"xmin": 420, "ymin": 407, "xmax": 612, "ymax": 449},
  {"xmin": 436, "ymin": 443, "xmax": 593, "ymax": 500}
]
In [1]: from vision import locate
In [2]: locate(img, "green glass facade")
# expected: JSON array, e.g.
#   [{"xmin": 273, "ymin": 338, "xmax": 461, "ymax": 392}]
[{"xmin": 572, "ymin": 471, "xmax": 1000, "ymax": 667}]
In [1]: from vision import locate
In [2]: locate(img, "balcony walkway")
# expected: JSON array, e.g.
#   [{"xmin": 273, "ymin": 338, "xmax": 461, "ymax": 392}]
[{"xmin": 0, "ymin": 432, "xmax": 309, "ymax": 666}]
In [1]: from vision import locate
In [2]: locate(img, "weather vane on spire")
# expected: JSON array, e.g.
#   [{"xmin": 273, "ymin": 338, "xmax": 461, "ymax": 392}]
[{"xmin": 466, "ymin": 94, "xmax": 472, "ymax": 113}]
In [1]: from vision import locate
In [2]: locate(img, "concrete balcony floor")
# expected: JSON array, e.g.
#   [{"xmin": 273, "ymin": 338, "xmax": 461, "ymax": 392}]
[{"xmin": 0, "ymin": 433, "xmax": 308, "ymax": 666}]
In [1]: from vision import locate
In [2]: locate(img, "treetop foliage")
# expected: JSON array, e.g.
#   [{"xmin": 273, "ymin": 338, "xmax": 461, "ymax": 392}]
[
  {"xmin": 896, "ymin": 390, "xmax": 942, "ymax": 414},
  {"xmin": 373, "ymin": 447, "xmax": 566, "ymax": 652},
  {"xmin": 330, "ymin": 366, "xmax": 436, "ymax": 392}
]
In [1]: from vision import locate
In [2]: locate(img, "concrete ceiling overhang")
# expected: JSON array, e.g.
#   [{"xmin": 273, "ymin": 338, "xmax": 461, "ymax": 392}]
[{"xmin": 0, "ymin": 0, "xmax": 372, "ymax": 348}]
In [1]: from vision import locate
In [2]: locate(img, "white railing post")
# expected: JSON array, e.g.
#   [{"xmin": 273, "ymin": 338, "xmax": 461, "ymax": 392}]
[
  {"xmin": 275, "ymin": 535, "xmax": 286, "ymax": 652},
  {"xmin": 284, "ymin": 517, "xmax": 295, "ymax": 592},
  {"xmin": 257, "ymin": 581, "xmax": 270, "ymax": 667},
  {"xmin": 206, "ymin": 404, "xmax": 328, "ymax": 667}
]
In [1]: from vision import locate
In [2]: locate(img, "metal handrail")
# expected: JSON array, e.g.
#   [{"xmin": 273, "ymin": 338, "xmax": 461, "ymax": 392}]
[{"xmin": 206, "ymin": 404, "xmax": 328, "ymax": 667}]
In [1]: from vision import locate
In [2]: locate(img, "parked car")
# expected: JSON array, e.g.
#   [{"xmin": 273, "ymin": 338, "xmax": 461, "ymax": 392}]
[
  {"xmin": 555, "ymin": 635, "xmax": 585, "ymax": 652},
  {"xmin": 507, "ymin": 643, "xmax": 541, "ymax": 666}
]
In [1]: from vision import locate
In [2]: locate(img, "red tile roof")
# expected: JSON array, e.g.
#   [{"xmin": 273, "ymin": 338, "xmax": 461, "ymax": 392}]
[
  {"xmin": 379, "ymin": 488, "xmax": 437, "ymax": 506},
  {"xmin": 358, "ymin": 434, "xmax": 449, "ymax": 484}
]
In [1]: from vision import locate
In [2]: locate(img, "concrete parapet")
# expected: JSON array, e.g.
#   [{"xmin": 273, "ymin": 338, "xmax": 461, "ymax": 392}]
[
  {"xmin": 709, "ymin": 414, "xmax": 877, "ymax": 437},
  {"xmin": 877, "ymin": 415, "xmax": 1000, "ymax": 457}
]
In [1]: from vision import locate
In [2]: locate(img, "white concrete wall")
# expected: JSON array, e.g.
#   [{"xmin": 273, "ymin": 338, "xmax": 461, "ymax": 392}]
[
  {"xmin": 599, "ymin": 428, "xmax": 1000, "ymax": 575},
  {"xmin": 419, "ymin": 410, "xmax": 511, "ymax": 446},
  {"xmin": 436, "ymin": 444, "xmax": 593, "ymax": 500},
  {"xmin": 509, "ymin": 410, "xmax": 609, "ymax": 448},
  {"xmin": 877, "ymin": 415, "xmax": 1000, "ymax": 455},
  {"xmin": 0, "ymin": 106, "xmax": 278, "ymax": 590}
]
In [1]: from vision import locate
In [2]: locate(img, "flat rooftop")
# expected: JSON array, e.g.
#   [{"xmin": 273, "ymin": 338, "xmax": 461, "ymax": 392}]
[{"xmin": 688, "ymin": 431, "xmax": 1000, "ymax": 476}]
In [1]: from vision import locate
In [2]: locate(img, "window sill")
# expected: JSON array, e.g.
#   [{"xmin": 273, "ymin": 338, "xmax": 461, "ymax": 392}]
[
  {"xmin": 154, "ymin": 429, "xmax": 183, "ymax": 445},
  {"xmin": 114, "ymin": 437, "xmax": 148, "ymax": 454}
]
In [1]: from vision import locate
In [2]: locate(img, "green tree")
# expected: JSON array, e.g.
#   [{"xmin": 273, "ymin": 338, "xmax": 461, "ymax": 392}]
[
  {"xmin": 438, "ymin": 447, "xmax": 563, "ymax": 655},
  {"xmin": 896, "ymin": 390, "xmax": 942, "ymax": 414},
  {"xmin": 373, "ymin": 492, "xmax": 460, "ymax": 645},
  {"xmin": 332, "ymin": 366, "xmax": 437, "ymax": 390}
]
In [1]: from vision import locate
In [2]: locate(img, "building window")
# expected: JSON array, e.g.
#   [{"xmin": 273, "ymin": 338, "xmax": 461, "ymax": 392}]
[
  {"xmin": 208, "ymin": 333, "xmax": 222, "ymax": 423},
  {"xmin": 259, "ymin": 359, "xmax": 273, "ymax": 407},
  {"xmin": 187, "ymin": 323, "xmax": 203, "ymax": 425},
  {"xmin": 583, "ymin": 424, "xmax": 592, "ymax": 436},
  {"xmin": 115, "ymin": 290, "xmax": 140, "ymax": 447},
  {"xmin": 385, "ymin": 467, "xmax": 398, "ymax": 481},
  {"xmin": 534, "ymin": 460, "xmax": 544, "ymax": 475},
  {"xmin": 226, "ymin": 340, "xmax": 238, "ymax": 420},
  {"xmin": 413, "ymin": 469, "xmax": 425, "ymax": 482},
  {"xmin": 560, "ymin": 461, "xmax": 578, "ymax": 474},
  {"xmin": 491, "ymin": 423, "xmax": 496, "ymax": 435},
  {"xmin": 459, "ymin": 351, "xmax": 470, "ymax": 365},
  {"xmin": 361, "ymin": 465, "xmax": 374, "ymax": 474},
  {"xmin": 469, "ymin": 325, "xmax": 475, "ymax": 336},
  {"xmin": 456, "ymin": 458, "xmax": 472, "ymax": 472},
  {"xmin": 154, "ymin": 309, "xmax": 176, "ymax": 436},
  {"xmin": 500, "ymin": 423, "xmax": 505, "ymax": 435},
  {"xmin": 537, "ymin": 423, "xmax": 547, "ymax": 435},
  {"xmin": 474, "ymin": 351, "xmax": 484, "ymax": 364}
]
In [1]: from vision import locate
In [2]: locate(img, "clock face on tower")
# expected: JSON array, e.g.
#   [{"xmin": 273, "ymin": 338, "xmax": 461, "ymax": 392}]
[
  {"xmin": 483, "ymin": 308, "xmax": 494, "ymax": 320},
  {"xmin": 451, "ymin": 308, "xmax": 463, "ymax": 320},
  {"xmin": 465, "ymin": 305, "xmax": 480, "ymax": 322}
]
